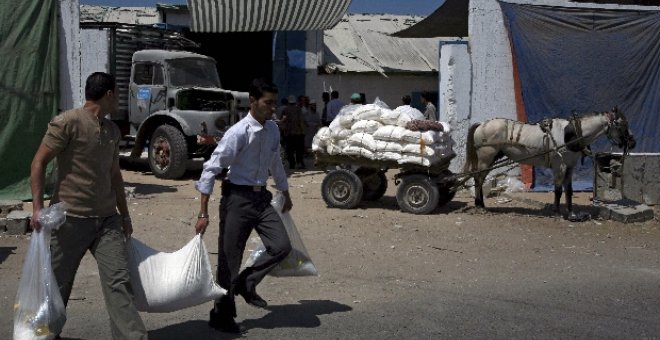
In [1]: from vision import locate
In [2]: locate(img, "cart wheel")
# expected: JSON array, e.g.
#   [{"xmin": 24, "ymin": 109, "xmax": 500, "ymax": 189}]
[
  {"xmin": 396, "ymin": 174, "xmax": 439, "ymax": 214},
  {"xmin": 356, "ymin": 169, "xmax": 388, "ymax": 201},
  {"xmin": 322, "ymin": 169, "xmax": 363, "ymax": 209}
]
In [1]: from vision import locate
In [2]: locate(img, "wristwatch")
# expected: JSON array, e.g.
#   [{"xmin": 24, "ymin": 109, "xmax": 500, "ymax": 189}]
[{"xmin": 197, "ymin": 213, "xmax": 209, "ymax": 219}]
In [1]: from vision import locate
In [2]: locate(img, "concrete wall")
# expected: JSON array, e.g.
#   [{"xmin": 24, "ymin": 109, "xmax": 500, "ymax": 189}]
[
  {"xmin": 59, "ymin": 0, "xmax": 81, "ymax": 110},
  {"xmin": 439, "ymin": 42, "xmax": 471, "ymax": 174},
  {"xmin": 440, "ymin": 0, "xmax": 645, "ymax": 176},
  {"xmin": 79, "ymin": 29, "xmax": 110, "ymax": 92}
]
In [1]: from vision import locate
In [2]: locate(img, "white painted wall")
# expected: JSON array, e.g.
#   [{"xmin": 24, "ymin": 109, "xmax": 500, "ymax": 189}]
[
  {"xmin": 80, "ymin": 29, "xmax": 111, "ymax": 89},
  {"xmin": 439, "ymin": 42, "xmax": 471, "ymax": 173},
  {"xmin": 59, "ymin": 0, "xmax": 81, "ymax": 110},
  {"xmin": 439, "ymin": 0, "xmax": 655, "ymax": 180}
]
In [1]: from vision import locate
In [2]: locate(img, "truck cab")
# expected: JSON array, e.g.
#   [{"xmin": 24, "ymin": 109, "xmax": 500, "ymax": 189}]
[{"xmin": 128, "ymin": 50, "xmax": 249, "ymax": 179}]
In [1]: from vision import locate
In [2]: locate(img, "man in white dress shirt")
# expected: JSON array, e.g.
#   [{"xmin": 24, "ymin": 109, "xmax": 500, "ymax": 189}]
[{"xmin": 194, "ymin": 78, "xmax": 293, "ymax": 334}]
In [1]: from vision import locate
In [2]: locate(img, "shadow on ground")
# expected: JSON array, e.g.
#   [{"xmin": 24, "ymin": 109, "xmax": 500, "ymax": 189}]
[
  {"xmin": 123, "ymin": 182, "xmax": 179, "ymax": 196},
  {"xmin": 148, "ymin": 320, "xmax": 241, "ymax": 340},
  {"xmin": 119, "ymin": 156, "xmax": 204, "ymax": 181},
  {"xmin": 147, "ymin": 300, "xmax": 351, "ymax": 339},
  {"xmin": 0, "ymin": 246, "xmax": 17, "ymax": 264},
  {"xmin": 476, "ymin": 203, "xmax": 600, "ymax": 220},
  {"xmin": 358, "ymin": 196, "xmax": 468, "ymax": 214},
  {"xmin": 241, "ymin": 300, "xmax": 352, "ymax": 331}
]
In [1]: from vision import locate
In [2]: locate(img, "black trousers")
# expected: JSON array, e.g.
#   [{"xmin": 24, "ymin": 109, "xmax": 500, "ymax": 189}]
[
  {"xmin": 285, "ymin": 134, "xmax": 305, "ymax": 168},
  {"xmin": 214, "ymin": 183, "xmax": 291, "ymax": 318}
]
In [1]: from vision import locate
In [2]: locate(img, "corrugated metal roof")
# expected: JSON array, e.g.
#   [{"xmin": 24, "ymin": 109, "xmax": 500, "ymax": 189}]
[
  {"xmin": 323, "ymin": 14, "xmax": 442, "ymax": 75},
  {"xmin": 391, "ymin": 0, "xmax": 468, "ymax": 38},
  {"xmin": 80, "ymin": 5, "xmax": 160, "ymax": 25},
  {"xmin": 187, "ymin": 0, "xmax": 351, "ymax": 33}
]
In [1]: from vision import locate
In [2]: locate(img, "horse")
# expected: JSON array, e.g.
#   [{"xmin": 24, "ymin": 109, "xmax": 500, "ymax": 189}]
[{"xmin": 464, "ymin": 107, "xmax": 635, "ymax": 219}]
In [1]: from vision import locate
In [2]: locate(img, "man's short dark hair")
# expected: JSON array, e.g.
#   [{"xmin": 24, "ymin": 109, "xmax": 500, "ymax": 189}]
[
  {"xmin": 249, "ymin": 78, "xmax": 278, "ymax": 100},
  {"xmin": 85, "ymin": 72, "xmax": 116, "ymax": 101},
  {"xmin": 330, "ymin": 90, "xmax": 339, "ymax": 99},
  {"xmin": 421, "ymin": 91, "xmax": 432, "ymax": 101},
  {"xmin": 402, "ymin": 95, "xmax": 412, "ymax": 105},
  {"xmin": 322, "ymin": 91, "xmax": 330, "ymax": 102}
]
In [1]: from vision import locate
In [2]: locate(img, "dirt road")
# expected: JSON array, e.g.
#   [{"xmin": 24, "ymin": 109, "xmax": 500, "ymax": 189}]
[{"xmin": 1, "ymin": 161, "xmax": 659, "ymax": 339}]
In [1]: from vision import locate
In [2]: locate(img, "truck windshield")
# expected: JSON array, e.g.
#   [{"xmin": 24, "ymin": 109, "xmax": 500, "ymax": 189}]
[{"xmin": 169, "ymin": 58, "xmax": 221, "ymax": 88}]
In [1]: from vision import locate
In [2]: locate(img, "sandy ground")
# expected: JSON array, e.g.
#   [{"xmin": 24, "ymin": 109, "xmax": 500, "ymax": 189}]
[{"xmin": 1, "ymin": 158, "xmax": 659, "ymax": 339}]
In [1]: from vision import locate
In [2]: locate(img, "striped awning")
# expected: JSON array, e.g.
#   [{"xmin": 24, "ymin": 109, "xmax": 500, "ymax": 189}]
[{"xmin": 187, "ymin": 0, "xmax": 351, "ymax": 33}]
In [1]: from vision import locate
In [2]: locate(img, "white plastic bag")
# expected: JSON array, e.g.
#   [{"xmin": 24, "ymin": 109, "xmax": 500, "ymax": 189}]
[
  {"xmin": 14, "ymin": 203, "xmax": 67, "ymax": 340},
  {"xmin": 127, "ymin": 234, "xmax": 226, "ymax": 313},
  {"xmin": 246, "ymin": 193, "xmax": 319, "ymax": 277}
]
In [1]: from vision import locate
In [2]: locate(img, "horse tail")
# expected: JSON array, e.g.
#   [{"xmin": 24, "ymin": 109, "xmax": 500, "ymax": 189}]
[{"xmin": 464, "ymin": 123, "xmax": 481, "ymax": 175}]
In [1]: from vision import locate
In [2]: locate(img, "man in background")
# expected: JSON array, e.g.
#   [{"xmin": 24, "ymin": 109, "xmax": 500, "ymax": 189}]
[
  {"xmin": 326, "ymin": 90, "xmax": 344, "ymax": 124},
  {"xmin": 421, "ymin": 91, "xmax": 437, "ymax": 121}
]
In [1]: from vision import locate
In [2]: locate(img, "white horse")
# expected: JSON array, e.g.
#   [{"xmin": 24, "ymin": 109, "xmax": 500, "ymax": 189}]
[{"xmin": 464, "ymin": 108, "xmax": 635, "ymax": 219}]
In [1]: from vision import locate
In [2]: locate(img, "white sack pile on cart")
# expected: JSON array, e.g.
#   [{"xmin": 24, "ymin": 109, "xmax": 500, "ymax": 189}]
[{"xmin": 312, "ymin": 98, "xmax": 455, "ymax": 167}]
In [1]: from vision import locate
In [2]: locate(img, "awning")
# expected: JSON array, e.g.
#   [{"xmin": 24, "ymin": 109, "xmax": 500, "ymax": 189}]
[
  {"xmin": 391, "ymin": 0, "xmax": 468, "ymax": 38},
  {"xmin": 186, "ymin": 0, "xmax": 351, "ymax": 33}
]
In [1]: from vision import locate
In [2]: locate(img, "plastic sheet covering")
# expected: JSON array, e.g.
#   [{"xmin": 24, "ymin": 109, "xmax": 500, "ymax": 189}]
[
  {"xmin": 500, "ymin": 2, "xmax": 660, "ymax": 190},
  {"xmin": 246, "ymin": 192, "xmax": 319, "ymax": 277},
  {"xmin": 127, "ymin": 235, "xmax": 226, "ymax": 313},
  {"xmin": 14, "ymin": 203, "xmax": 67, "ymax": 340},
  {"xmin": 0, "ymin": 0, "xmax": 59, "ymax": 200}
]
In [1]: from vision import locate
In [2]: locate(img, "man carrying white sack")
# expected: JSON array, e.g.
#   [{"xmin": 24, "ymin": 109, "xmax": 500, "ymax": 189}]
[
  {"xmin": 194, "ymin": 77, "xmax": 293, "ymax": 334},
  {"xmin": 29, "ymin": 72, "xmax": 147, "ymax": 339}
]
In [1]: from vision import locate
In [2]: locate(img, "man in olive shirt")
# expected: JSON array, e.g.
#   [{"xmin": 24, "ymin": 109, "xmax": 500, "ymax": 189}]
[{"xmin": 30, "ymin": 72, "xmax": 147, "ymax": 339}]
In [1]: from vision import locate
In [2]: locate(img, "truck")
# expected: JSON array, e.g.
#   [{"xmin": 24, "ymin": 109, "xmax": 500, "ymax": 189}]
[{"xmin": 80, "ymin": 23, "xmax": 249, "ymax": 179}]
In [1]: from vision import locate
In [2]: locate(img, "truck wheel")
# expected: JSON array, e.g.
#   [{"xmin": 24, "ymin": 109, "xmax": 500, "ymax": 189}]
[
  {"xmin": 357, "ymin": 168, "xmax": 388, "ymax": 201},
  {"xmin": 396, "ymin": 174, "xmax": 439, "ymax": 214},
  {"xmin": 148, "ymin": 125, "xmax": 188, "ymax": 179},
  {"xmin": 322, "ymin": 169, "xmax": 363, "ymax": 209}
]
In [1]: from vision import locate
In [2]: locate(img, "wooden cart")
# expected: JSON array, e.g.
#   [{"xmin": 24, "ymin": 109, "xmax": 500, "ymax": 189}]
[{"xmin": 315, "ymin": 153, "xmax": 457, "ymax": 214}]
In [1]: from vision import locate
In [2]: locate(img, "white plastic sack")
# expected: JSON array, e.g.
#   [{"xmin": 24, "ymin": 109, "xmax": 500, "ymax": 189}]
[
  {"xmin": 350, "ymin": 120, "xmax": 383, "ymax": 134},
  {"xmin": 353, "ymin": 104, "xmax": 383, "ymax": 121},
  {"xmin": 394, "ymin": 105, "xmax": 425, "ymax": 120},
  {"xmin": 246, "ymin": 192, "xmax": 319, "ymax": 277},
  {"xmin": 14, "ymin": 203, "xmax": 67, "ymax": 340},
  {"xmin": 341, "ymin": 146, "xmax": 375, "ymax": 159},
  {"xmin": 373, "ymin": 125, "xmax": 406, "ymax": 142},
  {"xmin": 379, "ymin": 108, "xmax": 400, "ymax": 125},
  {"xmin": 374, "ymin": 151, "xmax": 402, "ymax": 162},
  {"xmin": 329, "ymin": 104, "xmax": 361, "ymax": 130},
  {"xmin": 347, "ymin": 133, "xmax": 377, "ymax": 151},
  {"xmin": 127, "ymin": 234, "xmax": 226, "ymax": 313},
  {"xmin": 374, "ymin": 141, "xmax": 403, "ymax": 153}
]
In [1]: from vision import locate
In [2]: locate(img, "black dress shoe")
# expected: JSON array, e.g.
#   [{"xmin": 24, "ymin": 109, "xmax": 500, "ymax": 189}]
[
  {"xmin": 235, "ymin": 285, "xmax": 268, "ymax": 309},
  {"xmin": 242, "ymin": 292, "xmax": 268, "ymax": 309},
  {"xmin": 208, "ymin": 308, "xmax": 242, "ymax": 334}
]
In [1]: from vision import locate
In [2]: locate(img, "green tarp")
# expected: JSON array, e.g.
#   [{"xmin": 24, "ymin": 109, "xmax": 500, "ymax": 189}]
[{"xmin": 0, "ymin": 0, "xmax": 59, "ymax": 200}]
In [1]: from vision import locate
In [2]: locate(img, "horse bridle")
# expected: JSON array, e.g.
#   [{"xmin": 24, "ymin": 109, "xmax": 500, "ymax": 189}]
[{"xmin": 605, "ymin": 109, "xmax": 633, "ymax": 152}]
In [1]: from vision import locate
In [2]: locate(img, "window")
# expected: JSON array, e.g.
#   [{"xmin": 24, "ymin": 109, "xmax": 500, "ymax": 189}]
[
  {"xmin": 133, "ymin": 63, "xmax": 165, "ymax": 85},
  {"xmin": 133, "ymin": 63, "xmax": 153, "ymax": 85}
]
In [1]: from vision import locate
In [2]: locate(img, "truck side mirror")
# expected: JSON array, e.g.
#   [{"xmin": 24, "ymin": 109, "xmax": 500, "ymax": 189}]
[{"xmin": 167, "ymin": 98, "xmax": 175, "ymax": 111}]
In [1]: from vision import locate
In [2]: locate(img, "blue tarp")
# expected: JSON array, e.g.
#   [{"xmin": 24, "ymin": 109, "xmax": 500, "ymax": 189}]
[{"xmin": 500, "ymin": 2, "xmax": 660, "ymax": 190}]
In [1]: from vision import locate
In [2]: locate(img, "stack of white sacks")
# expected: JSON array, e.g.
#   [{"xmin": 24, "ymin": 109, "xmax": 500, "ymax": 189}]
[{"xmin": 312, "ymin": 99, "xmax": 455, "ymax": 167}]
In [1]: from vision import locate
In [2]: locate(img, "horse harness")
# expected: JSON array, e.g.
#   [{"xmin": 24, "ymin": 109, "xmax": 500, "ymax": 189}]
[{"xmin": 479, "ymin": 116, "xmax": 592, "ymax": 168}]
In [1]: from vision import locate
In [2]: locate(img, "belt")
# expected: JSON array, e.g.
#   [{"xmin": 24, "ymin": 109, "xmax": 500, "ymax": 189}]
[{"xmin": 224, "ymin": 181, "xmax": 267, "ymax": 192}]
